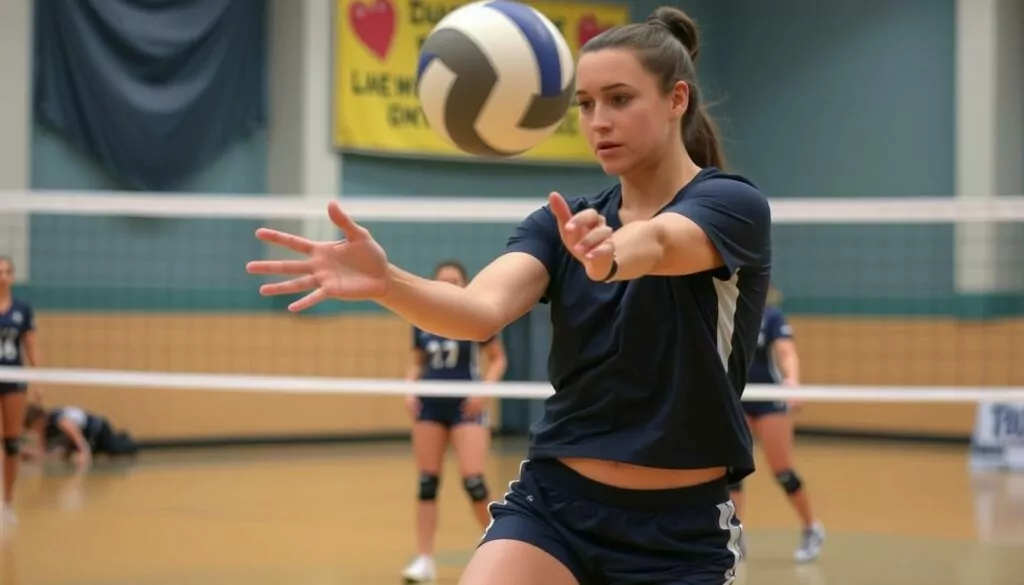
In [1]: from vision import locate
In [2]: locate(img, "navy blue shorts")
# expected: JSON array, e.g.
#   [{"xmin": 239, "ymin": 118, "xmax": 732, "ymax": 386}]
[
  {"xmin": 742, "ymin": 400, "xmax": 789, "ymax": 419},
  {"xmin": 0, "ymin": 382, "xmax": 26, "ymax": 396},
  {"xmin": 417, "ymin": 397, "xmax": 488, "ymax": 429},
  {"xmin": 481, "ymin": 459, "xmax": 742, "ymax": 584}
]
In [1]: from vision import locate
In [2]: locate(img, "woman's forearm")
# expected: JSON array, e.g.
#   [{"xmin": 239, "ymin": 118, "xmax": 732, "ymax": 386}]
[
  {"xmin": 404, "ymin": 364, "xmax": 423, "ymax": 382},
  {"xmin": 378, "ymin": 265, "xmax": 501, "ymax": 341},
  {"xmin": 605, "ymin": 220, "xmax": 665, "ymax": 281},
  {"xmin": 482, "ymin": 356, "xmax": 507, "ymax": 382},
  {"xmin": 24, "ymin": 333, "xmax": 39, "ymax": 367},
  {"xmin": 781, "ymin": 353, "xmax": 800, "ymax": 385},
  {"xmin": 774, "ymin": 343, "xmax": 801, "ymax": 385}
]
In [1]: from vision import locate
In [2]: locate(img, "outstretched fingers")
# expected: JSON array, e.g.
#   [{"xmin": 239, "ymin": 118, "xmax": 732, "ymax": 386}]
[
  {"xmin": 328, "ymin": 201, "xmax": 369, "ymax": 241},
  {"xmin": 246, "ymin": 259, "xmax": 311, "ymax": 276},
  {"xmin": 256, "ymin": 228, "xmax": 316, "ymax": 255},
  {"xmin": 289, "ymin": 289, "xmax": 328, "ymax": 313},
  {"xmin": 259, "ymin": 275, "xmax": 318, "ymax": 297},
  {"xmin": 548, "ymin": 192, "xmax": 573, "ymax": 228},
  {"xmin": 574, "ymin": 225, "xmax": 613, "ymax": 258}
]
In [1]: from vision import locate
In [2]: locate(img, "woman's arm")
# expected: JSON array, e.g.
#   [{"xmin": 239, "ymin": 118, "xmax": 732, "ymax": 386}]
[
  {"xmin": 612, "ymin": 182, "xmax": 771, "ymax": 280},
  {"xmin": 250, "ymin": 202, "xmax": 554, "ymax": 342},
  {"xmin": 405, "ymin": 349, "xmax": 425, "ymax": 382},
  {"xmin": 22, "ymin": 330, "xmax": 38, "ymax": 367},
  {"xmin": 22, "ymin": 330, "xmax": 42, "ymax": 403},
  {"xmin": 480, "ymin": 338, "xmax": 508, "ymax": 383},
  {"xmin": 772, "ymin": 339, "xmax": 800, "ymax": 386},
  {"xmin": 604, "ymin": 214, "xmax": 722, "ymax": 279},
  {"xmin": 56, "ymin": 418, "xmax": 91, "ymax": 458},
  {"xmin": 380, "ymin": 252, "xmax": 548, "ymax": 342}
]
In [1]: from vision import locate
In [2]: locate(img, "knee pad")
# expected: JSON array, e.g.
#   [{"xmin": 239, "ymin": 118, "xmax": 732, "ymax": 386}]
[
  {"xmin": 776, "ymin": 469, "xmax": 803, "ymax": 495},
  {"xmin": 3, "ymin": 438, "xmax": 19, "ymax": 457},
  {"xmin": 418, "ymin": 473, "xmax": 440, "ymax": 501},
  {"xmin": 729, "ymin": 480, "xmax": 743, "ymax": 493},
  {"xmin": 462, "ymin": 474, "xmax": 489, "ymax": 502}
]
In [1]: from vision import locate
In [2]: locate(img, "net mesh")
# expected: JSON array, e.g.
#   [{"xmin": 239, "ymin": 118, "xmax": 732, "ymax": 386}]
[{"xmin": 1, "ymin": 191, "xmax": 1023, "ymax": 405}]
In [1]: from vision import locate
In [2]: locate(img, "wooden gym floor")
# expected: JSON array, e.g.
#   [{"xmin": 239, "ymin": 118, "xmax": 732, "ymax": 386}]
[{"xmin": 2, "ymin": 436, "xmax": 1022, "ymax": 585}]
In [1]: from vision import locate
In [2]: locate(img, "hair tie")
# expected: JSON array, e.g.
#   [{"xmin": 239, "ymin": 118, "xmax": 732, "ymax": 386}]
[{"xmin": 647, "ymin": 19, "xmax": 672, "ymax": 33}]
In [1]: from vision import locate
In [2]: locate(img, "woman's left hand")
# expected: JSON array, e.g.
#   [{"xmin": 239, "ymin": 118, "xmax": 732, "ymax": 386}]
[{"xmin": 548, "ymin": 193, "xmax": 616, "ymax": 281}]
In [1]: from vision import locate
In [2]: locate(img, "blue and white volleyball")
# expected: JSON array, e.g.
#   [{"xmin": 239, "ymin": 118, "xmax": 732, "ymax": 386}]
[{"xmin": 416, "ymin": 0, "xmax": 575, "ymax": 157}]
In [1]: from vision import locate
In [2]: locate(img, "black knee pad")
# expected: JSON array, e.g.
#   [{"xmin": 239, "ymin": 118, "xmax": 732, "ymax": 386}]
[
  {"xmin": 3, "ymin": 438, "xmax": 19, "ymax": 457},
  {"xmin": 462, "ymin": 474, "xmax": 489, "ymax": 502},
  {"xmin": 776, "ymin": 469, "xmax": 803, "ymax": 495},
  {"xmin": 729, "ymin": 480, "xmax": 743, "ymax": 493},
  {"xmin": 418, "ymin": 473, "xmax": 440, "ymax": 501}
]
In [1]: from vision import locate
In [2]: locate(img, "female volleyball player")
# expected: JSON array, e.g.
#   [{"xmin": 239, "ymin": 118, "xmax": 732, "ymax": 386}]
[
  {"xmin": 248, "ymin": 6, "xmax": 770, "ymax": 584},
  {"xmin": 402, "ymin": 259, "xmax": 508, "ymax": 583},
  {"xmin": 729, "ymin": 286, "xmax": 824, "ymax": 562},
  {"xmin": 0, "ymin": 256, "xmax": 40, "ymax": 527}
]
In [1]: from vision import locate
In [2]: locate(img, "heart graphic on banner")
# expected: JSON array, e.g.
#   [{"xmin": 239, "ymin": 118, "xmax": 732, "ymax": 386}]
[
  {"xmin": 577, "ymin": 14, "xmax": 613, "ymax": 48},
  {"xmin": 349, "ymin": 0, "xmax": 396, "ymax": 61}
]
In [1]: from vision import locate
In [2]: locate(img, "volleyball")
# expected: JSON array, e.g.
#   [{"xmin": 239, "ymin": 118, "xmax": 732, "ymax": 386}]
[{"xmin": 416, "ymin": 0, "xmax": 576, "ymax": 157}]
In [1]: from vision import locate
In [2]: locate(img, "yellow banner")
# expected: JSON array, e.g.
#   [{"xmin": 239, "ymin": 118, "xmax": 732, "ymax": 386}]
[{"xmin": 332, "ymin": 0, "xmax": 630, "ymax": 163}]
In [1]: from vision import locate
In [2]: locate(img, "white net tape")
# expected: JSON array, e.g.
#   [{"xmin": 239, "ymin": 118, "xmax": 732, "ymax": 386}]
[
  {"xmin": 1, "ymin": 366, "xmax": 1023, "ymax": 402},
  {"xmin": 1, "ymin": 189, "xmax": 1023, "ymax": 405},
  {"xmin": 4, "ymin": 190, "xmax": 1024, "ymax": 222}
]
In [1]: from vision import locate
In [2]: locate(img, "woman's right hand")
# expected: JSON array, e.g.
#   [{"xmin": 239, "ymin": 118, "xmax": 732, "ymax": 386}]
[
  {"xmin": 404, "ymin": 395, "xmax": 421, "ymax": 420},
  {"xmin": 246, "ymin": 202, "xmax": 390, "ymax": 312}
]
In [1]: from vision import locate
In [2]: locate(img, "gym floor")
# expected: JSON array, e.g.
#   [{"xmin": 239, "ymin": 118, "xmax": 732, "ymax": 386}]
[{"xmin": 3, "ymin": 436, "xmax": 1022, "ymax": 585}]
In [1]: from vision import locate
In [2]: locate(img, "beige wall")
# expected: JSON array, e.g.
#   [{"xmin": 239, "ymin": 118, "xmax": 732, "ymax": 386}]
[
  {"xmin": 788, "ymin": 316, "xmax": 1024, "ymax": 436},
  {"xmin": 32, "ymin": 313, "xmax": 1024, "ymax": 441}
]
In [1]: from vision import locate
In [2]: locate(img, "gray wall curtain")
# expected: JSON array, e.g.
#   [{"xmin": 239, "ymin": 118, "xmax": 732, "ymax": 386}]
[{"xmin": 33, "ymin": 0, "xmax": 267, "ymax": 191}]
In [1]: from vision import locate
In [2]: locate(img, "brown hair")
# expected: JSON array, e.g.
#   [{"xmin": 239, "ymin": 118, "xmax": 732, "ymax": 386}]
[
  {"xmin": 433, "ymin": 259, "xmax": 468, "ymax": 282},
  {"xmin": 580, "ymin": 6, "xmax": 725, "ymax": 169}
]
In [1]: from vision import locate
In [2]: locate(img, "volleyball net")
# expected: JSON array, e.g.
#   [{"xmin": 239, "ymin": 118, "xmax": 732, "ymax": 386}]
[{"xmin": 0, "ymin": 190, "xmax": 1023, "ymax": 464}]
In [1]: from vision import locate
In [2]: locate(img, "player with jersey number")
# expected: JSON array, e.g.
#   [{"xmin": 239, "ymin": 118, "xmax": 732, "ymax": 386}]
[
  {"xmin": 248, "ymin": 6, "xmax": 772, "ymax": 582},
  {"xmin": 402, "ymin": 260, "xmax": 509, "ymax": 583},
  {"xmin": 0, "ymin": 256, "xmax": 40, "ymax": 528},
  {"xmin": 729, "ymin": 285, "xmax": 823, "ymax": 562}
]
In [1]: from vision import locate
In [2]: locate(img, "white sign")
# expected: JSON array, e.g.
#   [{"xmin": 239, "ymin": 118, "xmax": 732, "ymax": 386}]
[{"xmin": 970, "ymin": 401, "xmax": 1024, "ymax": 470}]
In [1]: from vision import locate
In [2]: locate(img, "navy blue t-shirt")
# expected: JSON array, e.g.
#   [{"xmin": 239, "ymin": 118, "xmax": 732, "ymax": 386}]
[
  {"xmin": 504, "ymin": 167, "xmax": 771, "ymax": 483},
  {"xmin": 412, "ymin": 327, "xmax": 486, "ymax": 382},
  {"xmin": 748, "ymin": 306, "xmax": 793, "ymax": 385},
  {"xmin": 0, "ymin": 298, "xmax": 34, "ymax": 367}
]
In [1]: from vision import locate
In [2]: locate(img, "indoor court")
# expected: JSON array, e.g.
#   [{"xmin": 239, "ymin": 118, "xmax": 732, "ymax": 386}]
[
  {"xmin": 2, "ymin": 436, "xmax": 1022, "ymax": 585},
  {"xmin": 4, "ymin": 0, "xmax": 1024, "ymax": 584}
]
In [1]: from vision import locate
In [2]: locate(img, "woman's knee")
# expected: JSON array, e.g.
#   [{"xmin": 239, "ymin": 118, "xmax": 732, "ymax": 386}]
[
  {"xmin": 462, "ymin": 474, "xmax": 489, "ymax": 503},
  {"xmin": 773, "ymin": 469, "xmax": 804, "ymax": 495},
  {"xmin": 418, "ymin": 472, "xmax": 441, "ymax": 502},
  {"xmin": 2, "ymin": 436, "xmax": 19, "ymax": 458}
]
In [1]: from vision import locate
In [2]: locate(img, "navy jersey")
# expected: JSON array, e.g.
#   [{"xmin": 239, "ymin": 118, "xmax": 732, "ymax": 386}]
[
  {"xmin": 412, "ymin": 327, "xmax": 483, "ymax": 381},
  {"xmin": 504, "ymin": 167, "xmax": 771, "ymax": 483},
  {"xmin": 0, "ymin": 298, "xmax": 34, "ymax": 366},
  {"xmin": 748, "ymin": 306, "xmax": 793, "ymax": 384}
]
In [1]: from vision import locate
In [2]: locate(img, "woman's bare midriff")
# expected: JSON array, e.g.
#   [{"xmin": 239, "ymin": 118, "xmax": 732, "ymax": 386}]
[{"xmin": 559, "ymin": 457, "xmax": 726, "ymax": 490}]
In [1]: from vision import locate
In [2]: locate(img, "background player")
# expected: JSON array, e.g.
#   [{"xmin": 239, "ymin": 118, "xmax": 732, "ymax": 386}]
[
  {"xmin": 22, "ymin": 402, "xmax": 139, "ymax": 465},
  {"xmin": 248, "ymin": 6, "xmax": 771, "ymax": 583},
  {"xmin": 402, "ymin": 260, "xmax": 508, "ymax": 583},
  {"xmin": 729, "ymin": 285, "xmax": 824, "ymax": 562},
  {"xmin": 0, "ymin": 256, "xmax": 40, "ymax": 527}
]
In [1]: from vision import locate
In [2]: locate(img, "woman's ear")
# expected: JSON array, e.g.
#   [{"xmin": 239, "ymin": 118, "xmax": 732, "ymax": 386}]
[{"xmin": 671, "ymin": 80, "xmax": 690, "ymax": 119}]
